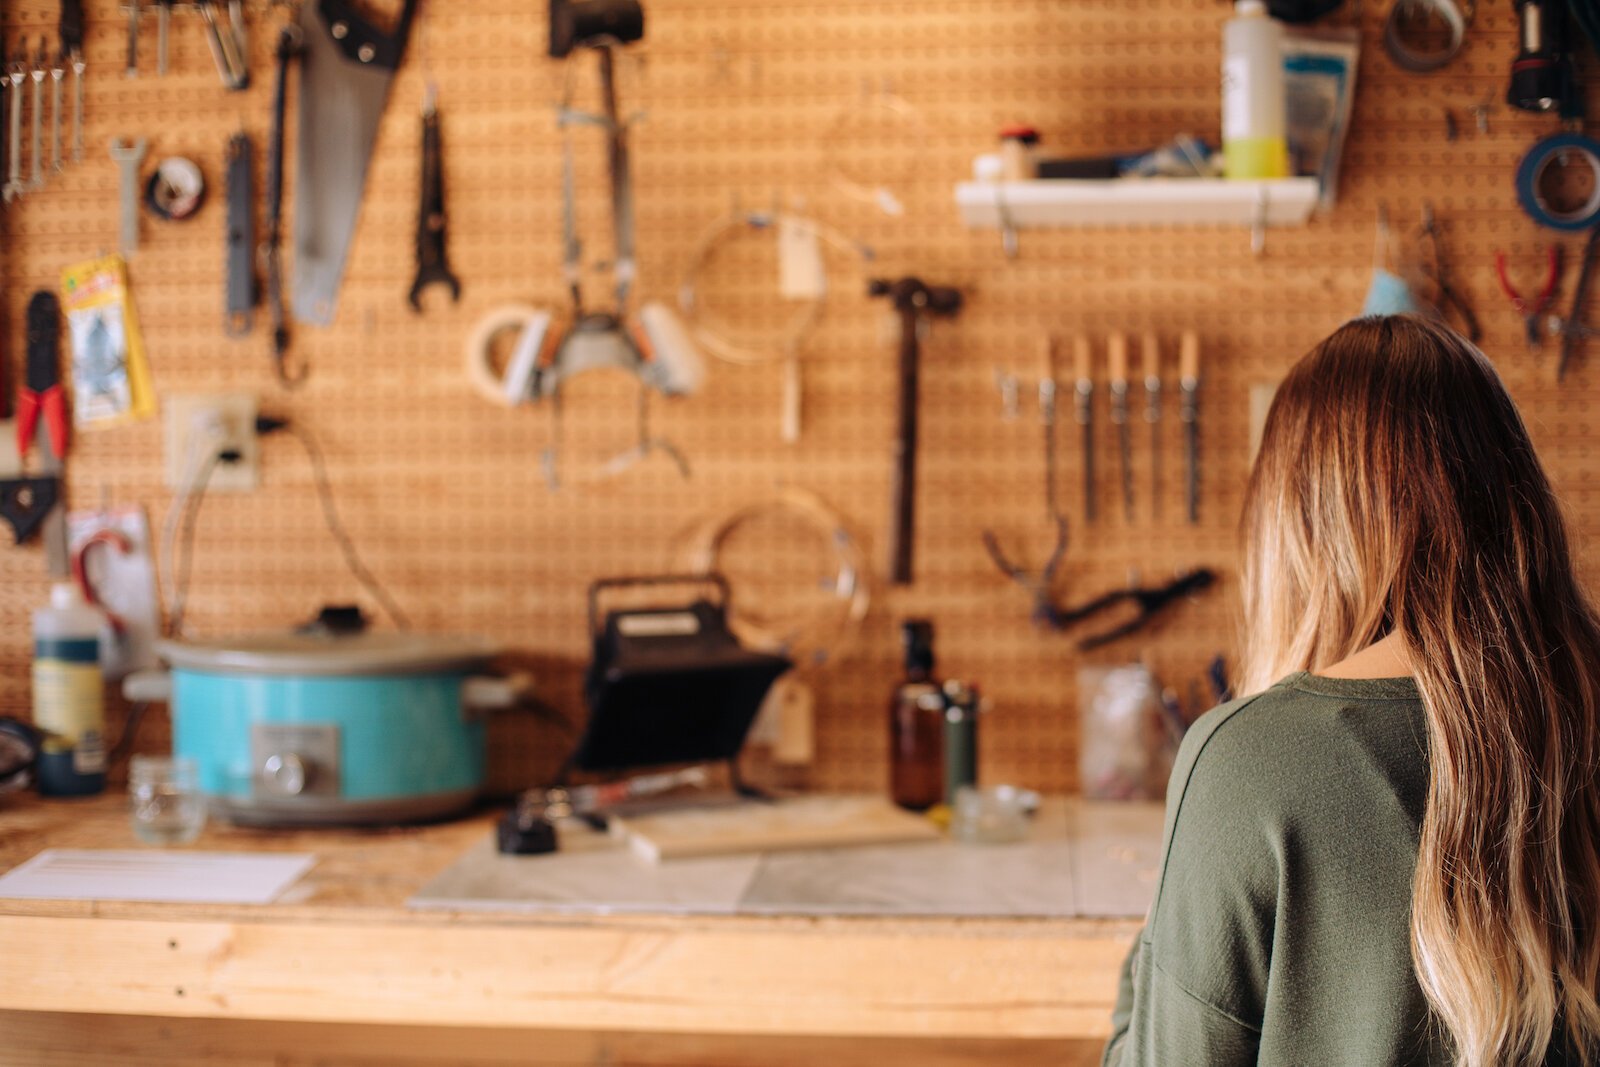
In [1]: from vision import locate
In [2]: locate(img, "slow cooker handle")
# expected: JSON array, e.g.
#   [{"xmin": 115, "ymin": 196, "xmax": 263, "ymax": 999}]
[
  {"xmin": 461, "ymin": 673, "xmax": 535, "ymax": 721},
  {"xmin": 123, "ymin": 670, "xmax": 173, "ymax": 703}
]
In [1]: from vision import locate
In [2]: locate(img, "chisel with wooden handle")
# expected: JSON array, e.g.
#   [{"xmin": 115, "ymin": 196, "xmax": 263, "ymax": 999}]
[
  {"xmin": 1108, "ymin": 331, "xmax": 1133, "ymax": 524},
  {"xmin": 1144, "ymin": 332, "xmax": 1161, "ymax": 520},
  {"xmin": 1180, "ymin": 332, "xmax": 1201, "ymax": 525},
  {"xmin": 1073, "ymin": 335, "xmax": 1095, "ymax": 523}
]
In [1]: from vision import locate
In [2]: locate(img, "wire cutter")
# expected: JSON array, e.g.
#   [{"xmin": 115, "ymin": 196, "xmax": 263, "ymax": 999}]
[
  {"xmin": 16, "ymin": 291, "xmax": 67, "ymax": 460},
  {"xmin": 1494, "ymin": 246, "xmax": 1560, "ymax": 353}
]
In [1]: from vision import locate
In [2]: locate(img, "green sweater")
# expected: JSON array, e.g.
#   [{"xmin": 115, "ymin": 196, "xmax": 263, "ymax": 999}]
[{"xmin": 1101, "ymin": 671, "xmax": 1578, "ymax": 1066}]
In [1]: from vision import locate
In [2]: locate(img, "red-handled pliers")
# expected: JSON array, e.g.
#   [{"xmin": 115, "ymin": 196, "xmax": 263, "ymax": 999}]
[
  {"xmin": 16, "ymin": 291, "xmax": 67, "ymax": 460},
  {"xmin": 1495, "ymin": 246, "xmax": 1561, "ymax": 354}
]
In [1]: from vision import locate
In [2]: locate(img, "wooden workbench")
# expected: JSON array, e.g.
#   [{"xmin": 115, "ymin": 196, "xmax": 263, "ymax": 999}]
[{"xmin": 0, "ymin": 793, "xmax": 1137, "ymax": 1067}]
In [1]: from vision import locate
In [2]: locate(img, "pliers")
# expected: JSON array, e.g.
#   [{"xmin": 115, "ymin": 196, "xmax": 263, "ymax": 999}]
[
  {"xmin": 1495, "ymin": 246, "xmax": 1561, "ymax": 354},
  {"xmin": 16, "ymin": 291, "xmax": 66, "ymax": 460}
]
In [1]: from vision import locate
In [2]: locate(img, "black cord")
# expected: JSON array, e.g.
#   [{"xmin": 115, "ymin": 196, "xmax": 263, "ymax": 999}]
[{"xmin": 284, "ymin": 423, "xmax": 412, "ymax": 631}]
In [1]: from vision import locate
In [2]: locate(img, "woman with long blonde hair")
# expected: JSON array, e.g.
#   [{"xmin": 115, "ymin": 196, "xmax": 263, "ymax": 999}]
[{"xmin": 1103, "ymin": 315, "xmax": 1600, "ymax": 1066}]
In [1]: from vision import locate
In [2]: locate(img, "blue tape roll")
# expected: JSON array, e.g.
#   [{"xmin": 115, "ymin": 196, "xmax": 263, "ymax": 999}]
[{"xmin": 1515, "ymin": 133, "xmax": 1600, "ymax": 232}]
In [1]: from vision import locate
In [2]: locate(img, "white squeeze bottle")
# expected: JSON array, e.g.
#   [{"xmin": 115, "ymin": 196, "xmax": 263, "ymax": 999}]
[
  {"xmin": 1222, "ymin": 0, "xmax": 1290, "ymax": 180},
  {"xmin": 32, "ymin": 582, "xmax": 108, "ymax": 796}
]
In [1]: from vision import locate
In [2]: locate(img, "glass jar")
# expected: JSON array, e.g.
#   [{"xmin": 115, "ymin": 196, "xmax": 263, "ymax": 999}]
[{"xmin": 129, "ymin": 755, "xmax": 206, "ymax": 845}]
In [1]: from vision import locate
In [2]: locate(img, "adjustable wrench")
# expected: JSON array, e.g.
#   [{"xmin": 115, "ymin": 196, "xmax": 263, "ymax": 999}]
[
  {"xmin": 49, "ymin": 50, "xmax": 63, "ymax": 173},
  {"xmin": 109, "ymin": 138, "xmax": 148, "ymax": 256},
  {"xmin": 27, "ymin": 40, "xmax": 44, "ymax": 191},
  {"xmin": 59, "ymin": 0, "xmax": 86, "ymax": 163}
]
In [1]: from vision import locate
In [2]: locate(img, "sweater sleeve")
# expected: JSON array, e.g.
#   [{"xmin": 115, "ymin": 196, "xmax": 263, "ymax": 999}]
[{"xmin": 1101, "ymin": 696, "xmax": 1277, "ymax": 1067}]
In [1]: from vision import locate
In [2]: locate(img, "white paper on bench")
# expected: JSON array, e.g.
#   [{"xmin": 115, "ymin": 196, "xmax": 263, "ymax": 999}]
[{"xmin": 0, "ymin": 849, "xmax": 317, "ymax": 905}]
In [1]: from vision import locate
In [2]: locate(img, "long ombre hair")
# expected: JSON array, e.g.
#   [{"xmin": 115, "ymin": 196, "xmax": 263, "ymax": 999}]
[{"xmin": 1240, "ymin": 315, "xmax": 1600, "ymax": 1066}]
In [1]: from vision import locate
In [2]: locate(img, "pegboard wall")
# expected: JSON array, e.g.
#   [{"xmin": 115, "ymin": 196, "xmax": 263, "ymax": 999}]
[{"xmin": 1, "ymin": 0, "xmax": 1596, "ymax": 798}]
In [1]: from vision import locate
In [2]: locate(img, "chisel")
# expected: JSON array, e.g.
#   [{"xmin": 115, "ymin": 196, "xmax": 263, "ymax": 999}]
[
  {"xmin": 1180, "ymin": 332, "xmax": 1201, "ymax": 525},
  {"xmin": 1144, "ymin": 332, "xmax": 1161, "ymax": 520},
  {"xmin": 1073, "ymin": 335, "xmax": 1095, "ymax": 523},
  {"xmin": 1108, "ymin": 331, "xmax": 1133, "ymax": 524}
]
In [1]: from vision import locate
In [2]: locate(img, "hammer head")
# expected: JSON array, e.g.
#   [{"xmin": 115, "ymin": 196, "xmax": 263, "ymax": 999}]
[{"xmin": 868, "ymin": 276, "xmax": 963, "ymax": 316}]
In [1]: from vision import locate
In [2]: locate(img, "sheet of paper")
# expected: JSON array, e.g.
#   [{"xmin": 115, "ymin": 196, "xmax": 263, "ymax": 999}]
[{"xmin": 0, "ymin": 849, "xmax": 316, "ymax": 905}]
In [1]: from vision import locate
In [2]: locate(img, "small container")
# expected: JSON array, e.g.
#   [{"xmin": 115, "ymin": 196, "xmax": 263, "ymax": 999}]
[
  {"xmin": 890, "ymin": 620, "xmax": 944, "ymax": 811},
  {"xmin": 130, "ymin": 755, "xmax": 207, "ymax": 845},
  {"xmin": 999, "ymin": 125, "xmax": 1041, "ymax": 180},
  {"xmin": 1221, "ymin": 0, "xmax": 1290, "ymax": 179},
  {"xmin": 951, "ymin": 784, "xmax": 1036, "ymax": 845},
  {"xmin": 33, "ymin": 582, "xmax": 108, "ymax": 797},
  {"xmin": 941, "ymin": 680, "xmax": 981, "ymax": 806}
]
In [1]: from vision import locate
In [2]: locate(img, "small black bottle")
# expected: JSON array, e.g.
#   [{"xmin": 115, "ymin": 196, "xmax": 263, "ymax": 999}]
[{"xmin": 889, "ymin": 620, "xmax": 944, "ymax": 811}]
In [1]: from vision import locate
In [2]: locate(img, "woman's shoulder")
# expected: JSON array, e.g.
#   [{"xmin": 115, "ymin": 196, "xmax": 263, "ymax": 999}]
[{"xmin": 1169, "ymin": 672, "xmax": 1425, "ymax": 831}]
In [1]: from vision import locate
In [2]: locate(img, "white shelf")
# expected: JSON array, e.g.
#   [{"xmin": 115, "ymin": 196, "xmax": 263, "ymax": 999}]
[{"xmin": 955, "ymin": 177, "xmax": 1321, "ymax": 230}]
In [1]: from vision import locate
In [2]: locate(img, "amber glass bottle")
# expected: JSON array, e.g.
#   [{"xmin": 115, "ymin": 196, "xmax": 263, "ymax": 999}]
[{"xmin": 890, "ymin": 620, "xmax": 944, "ymax": 811}]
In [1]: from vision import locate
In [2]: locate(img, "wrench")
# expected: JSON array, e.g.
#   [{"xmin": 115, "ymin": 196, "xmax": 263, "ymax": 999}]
[
  {"xmin": 49, "ymin": 52, "xmax": 63, "ymax": 174},
  {"xmin": 71, "ymin": 50, "xmax": 84, "ymax": 163},
  {"xmin": 156, "ymin": 0, "xmax": 172, "ymax": 75},
  {"xmin": 109, "ymin": 138, "xmax": 148, "ymax": 256},
  {"xmin": 28, "ymin": 42, "xmax": 45, "ymax": 191},
  {"xmin": 125, "ymin": 0, "xmax": 141, "ymax": 79},
  {"xmin": 4, "ymin": 55, "xmax": 24, "ymax": 203}
]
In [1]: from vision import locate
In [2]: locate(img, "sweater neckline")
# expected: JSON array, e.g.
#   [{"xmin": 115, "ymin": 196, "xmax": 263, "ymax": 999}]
[{"xmin": 1283, "ymin": 670, "xmax": 1420, "ymax": 702}]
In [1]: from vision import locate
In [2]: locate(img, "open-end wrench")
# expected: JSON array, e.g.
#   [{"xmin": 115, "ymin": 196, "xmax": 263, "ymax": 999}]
[
  {"xmin": 49, "ymin": 51, "xmax": 62, "ymax": 174},
  {"xmin": 4, "ymin": 54, "xmax": 25, "ymax": 203},
  {"xmin": 409, "ymin": 85, "xmax": 462, "ymax": 312},
  {"xmin": 28, "ymin": 41, "xmax": 45, "ymax": 191},
  {"xmin": 109, "ymin": 138, "xmax": 148, "ymax": 255},
  {"xmin": 70, "ymin": 50, "xmax": 84, "ymax": 163}
]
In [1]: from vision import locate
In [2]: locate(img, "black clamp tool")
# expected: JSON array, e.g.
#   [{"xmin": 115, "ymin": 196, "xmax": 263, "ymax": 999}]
[
  {"xmin": 408, "ymin": 84, "xmax": 461, "ymax": 313},
  {"xmin": 990, "ymin": 558, "xmax": 1217, "ymax": 650}
]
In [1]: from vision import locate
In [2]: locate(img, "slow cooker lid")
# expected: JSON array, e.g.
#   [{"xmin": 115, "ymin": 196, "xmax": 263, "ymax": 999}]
[{"xmin": 157, "ymin": 631, "xmax": 501, "ymax": 676}]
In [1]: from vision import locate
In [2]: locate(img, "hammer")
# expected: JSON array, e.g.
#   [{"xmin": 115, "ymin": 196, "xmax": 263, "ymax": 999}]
[{"xmin": 869, "ymin": 277, "xmax": 964, "ymax": 586}]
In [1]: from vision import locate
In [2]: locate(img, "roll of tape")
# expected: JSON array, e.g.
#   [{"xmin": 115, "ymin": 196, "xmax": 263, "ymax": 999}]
[
  {"xmin": 464, "ymin": 304, "xmax": 552, "ymax": 406},
  {"xmin": 1515, "ymin": 133, "xmax": 1600, "ymax": 231},
  {"xmin": 1383, "ymin": 0, "xmax": 1467, "ymax": 73},
  {"xmin": 144, "ymin": 157, "xmax": 206, "ymax": 221}
]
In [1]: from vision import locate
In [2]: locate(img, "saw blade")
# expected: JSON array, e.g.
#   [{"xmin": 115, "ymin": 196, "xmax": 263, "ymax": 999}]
[{"xmin": 291, "ymin": 0, "xmax": 411, "ymax": 327}]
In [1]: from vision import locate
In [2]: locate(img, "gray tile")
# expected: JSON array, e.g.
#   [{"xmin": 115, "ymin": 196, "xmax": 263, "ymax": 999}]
[
  {"xmin": 409, "ymin": 831, "xmax": 760, "ymax": 915},
  {"xmin": 1069, "ymin": 800, "xmax": 1165, "ymax": 919}
]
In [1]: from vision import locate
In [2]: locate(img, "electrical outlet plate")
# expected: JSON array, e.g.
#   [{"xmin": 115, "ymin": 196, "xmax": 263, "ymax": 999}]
[{"xmin": 163, "ymin": 394, "xmax": 259, "ymax": 492}]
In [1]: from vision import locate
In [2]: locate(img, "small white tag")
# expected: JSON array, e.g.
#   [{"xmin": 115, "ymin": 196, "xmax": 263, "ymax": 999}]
[{"xmin": 777, "ymin": 218, "xmax": 827, "ymax": 301}]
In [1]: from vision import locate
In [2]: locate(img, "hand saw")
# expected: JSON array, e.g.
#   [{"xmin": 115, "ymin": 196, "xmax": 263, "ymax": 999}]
[{"xmin": 292, "ymin": 0, "xmax": 419, "ymax": 327}]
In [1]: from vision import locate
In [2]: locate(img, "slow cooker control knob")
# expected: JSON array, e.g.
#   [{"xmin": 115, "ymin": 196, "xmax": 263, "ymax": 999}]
[{"xmin": 262, "ymin": 752, "xmax": 311, "ymax": 796}]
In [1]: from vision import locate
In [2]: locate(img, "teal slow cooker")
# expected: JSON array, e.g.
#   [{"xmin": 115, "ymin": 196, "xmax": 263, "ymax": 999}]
[{"xmin": 134, "ymin": 631, "xmax": 512, "ymax": 826}]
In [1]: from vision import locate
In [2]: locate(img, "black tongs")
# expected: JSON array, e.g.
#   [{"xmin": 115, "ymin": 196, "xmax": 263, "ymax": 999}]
[{"xmin": 1048, "ymin": 568, "xmax": 1217, "ymax": 651}]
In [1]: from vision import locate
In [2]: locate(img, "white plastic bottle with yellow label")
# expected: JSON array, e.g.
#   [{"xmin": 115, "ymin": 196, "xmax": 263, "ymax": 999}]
[
  {"xmin": 1222, "ymin": 0, "xmax": 1291, "ymax": 180},
  {"xmin": 32, "ymin": 582, "xmax": 107, "ymax": 796}
]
